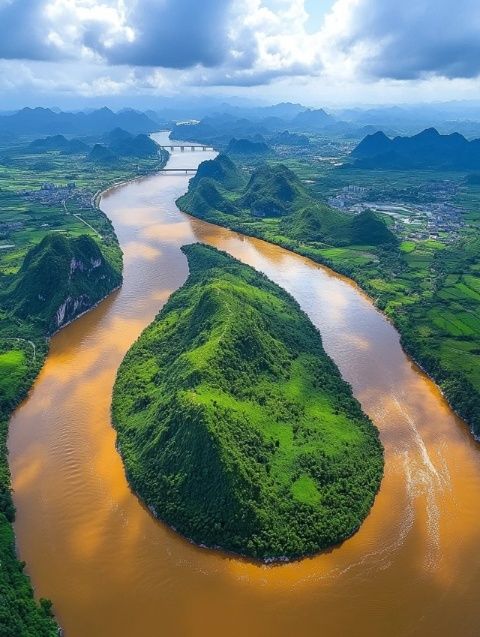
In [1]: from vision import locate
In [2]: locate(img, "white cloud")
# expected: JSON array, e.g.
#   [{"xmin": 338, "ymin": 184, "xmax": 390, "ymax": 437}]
[
  {"xmin": 0, "ymin": 0, "xmax": 325, "ymax": 85},
  {"xmin": 320, "ymin": 0, "xmax": 480, "ymax": 80},
  {"xmin": 0, "ymin": 0, "xmax": 480, "ymax": 102}
]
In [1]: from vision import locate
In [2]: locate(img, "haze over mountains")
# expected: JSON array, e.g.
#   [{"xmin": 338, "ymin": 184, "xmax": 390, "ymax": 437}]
[
  {"xmin": 2, "ymin": 101, "xmax": 480, "ymax": 146},
  {"xmin": 4, "ymin": 101, "xmax": 480, "ymax": 176},
  {"xmin": 167, "ymin": 101, "xmax": 480, "ymax": 146},
  {"xmin": 0, "ymin": 107, "xmax": 158, "ymax": 136},
  {"xmin": 16, "ymin": 128, "xmax": 164, "ymax": 165},
  {"xmin": 170, "ymin": 108, "xmax": 368, "ymax": 146},
  {"xmin": 351, "ymin": 128, "xmax": 480, "ymax": 169}
]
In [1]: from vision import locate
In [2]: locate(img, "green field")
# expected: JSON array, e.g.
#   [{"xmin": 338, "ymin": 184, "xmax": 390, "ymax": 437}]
[
  {"xmin": 178, "ymin": 153, "xmax": 480, "ymax": 437},
  {"xmin": 112, "ymin": 244, "xmax": 383, "ymax": 560},
  {"xmin": 0, "ymin": 138, "xmax": 165, "ymax": 277},
  {"xmin": 0, "ymin": 135, "xmax": 167, "ymax": 635}
]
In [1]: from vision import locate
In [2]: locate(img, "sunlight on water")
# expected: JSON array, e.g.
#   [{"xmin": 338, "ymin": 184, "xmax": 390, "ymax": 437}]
[{"xmin": 8, "ymin": 134, "xmax": 480, "ymax": 637}]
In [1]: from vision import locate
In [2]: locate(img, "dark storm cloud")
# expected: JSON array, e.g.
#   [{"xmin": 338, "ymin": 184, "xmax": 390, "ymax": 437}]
[
  {"xmin": 2, "ymin": 0, "xmax": 480, "ymax": 85},
  {"xmin": 85, "ymin": 0, "xmax": 236, "ymax": 69},
  {"xmin": 0, "ymin": 0, "xmax": 239, "ymax": 70},
  {"xmin": 0, "ymin": 0, "xmax": 58, "ymax": 60},
  {"xmin": 339, "ymin": 0, "xmax": 480, "ymax": 79}
]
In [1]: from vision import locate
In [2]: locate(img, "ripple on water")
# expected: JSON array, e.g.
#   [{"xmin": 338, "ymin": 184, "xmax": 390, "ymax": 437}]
[{"xmin": 8, "ymin": 142, "xmax": 480, "ymax": 637}]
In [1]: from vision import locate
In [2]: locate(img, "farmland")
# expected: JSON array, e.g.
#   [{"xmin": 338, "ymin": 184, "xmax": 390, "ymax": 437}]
[
  {"xmin": 0, "ymin": 135, "xmax": 166, "ymax": 635},
  {"xmin": 179, "ymin": 150, "xmax": 480, "ymax": 436}
]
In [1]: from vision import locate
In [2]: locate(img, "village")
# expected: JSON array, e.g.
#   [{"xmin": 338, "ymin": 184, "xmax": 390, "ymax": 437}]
[
  {"xmin": 327, "ymin": 179, "xmax": 465, "ymax": 242},
  {"xmin": 19, "ymin": 182, "xmax": 94, "ymax": 210}
]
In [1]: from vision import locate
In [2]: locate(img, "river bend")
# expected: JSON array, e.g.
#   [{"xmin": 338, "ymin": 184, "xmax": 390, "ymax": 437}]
[{"xmin": 8, "ymin": 133, "xmax": 480, "ymax": 637}]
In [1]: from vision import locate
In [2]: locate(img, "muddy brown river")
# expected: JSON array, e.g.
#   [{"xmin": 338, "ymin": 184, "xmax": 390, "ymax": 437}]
[{"xmin": 8, "ymin": 133, "xmax": 480, "ymax": 636}]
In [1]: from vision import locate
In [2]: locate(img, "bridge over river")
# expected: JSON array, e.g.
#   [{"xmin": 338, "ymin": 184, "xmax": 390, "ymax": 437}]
[
  {"xmin": 11, "ymin": 132, "xmax": 480, "ymax": 637},
  {"xmin": 159, "ymin": 144, "xmax": 214, "ymax": 152},
  {"xmin": 158, "ymin": 167, "xmax": 197, "ymax": 174}
]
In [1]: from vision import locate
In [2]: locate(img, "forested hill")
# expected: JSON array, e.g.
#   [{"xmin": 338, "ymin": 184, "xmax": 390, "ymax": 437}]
[
  {"xmin": 177, "ymin": 154, "xmax": 480, "ymax": 441},
  {"xmin": 351, "ymin": 128, "xmax": 480, "ymax": 169},
  {"xmin": 178, "ymin": 154, "xmax": 396, "ymax": 247},
  {"xmin": 225, "ymin": 138, "xmax": 271, "ymax": 156},
  {"xmin": 2, "ymin": 234, "xmax": 122, "ymax": 333},
  {"xmin": 26, "ymin": 130, "xmax": 166, "ymax": 165},
  {"xmin": 28, "ymin": 135, "xmax": 89, "ymax": 154},
  {"xmin": 112, "ymin": 243, "xmax": 383, "ymax": 561},
  {"xmin": 88, "ymin": 133, "xmax": 164, "ymax": 163}
]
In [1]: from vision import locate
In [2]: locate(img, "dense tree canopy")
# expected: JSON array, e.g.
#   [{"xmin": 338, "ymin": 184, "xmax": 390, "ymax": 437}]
[{"xmin": 112, "ymin": 244, "xmax": 384, "ymax": 561}]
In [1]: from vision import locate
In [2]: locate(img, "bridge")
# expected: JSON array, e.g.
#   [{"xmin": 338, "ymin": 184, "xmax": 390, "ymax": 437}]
[
  {"xmin": 159, "ymin": 168, "xmax": 197, "ymax": 174},
  {"xmin": 159, "ymin": 145, "xmax": 214, "ymax": 152}
]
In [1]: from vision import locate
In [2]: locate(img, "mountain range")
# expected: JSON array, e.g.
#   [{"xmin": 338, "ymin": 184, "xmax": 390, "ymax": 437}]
[
  {"xmin": 0, "ymin": 107, "xmax": 158, "ymax": 135},
  {"xmin": 351, "ymin": 128, "xmax": 480, "ymax": 169},
  {"xmin": 169, "ymin": 108, "xmax": 364, "ymax": 148},
  {"xmin": 178, "ymin": 154, "xmax": 396, "ymax": 247}
]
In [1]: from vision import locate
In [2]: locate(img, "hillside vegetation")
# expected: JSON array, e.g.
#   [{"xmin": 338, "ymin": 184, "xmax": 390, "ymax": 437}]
[
  {"xmin": 26, "ymin": 129, "xmax": 165, "ymax": 166},
  {"xmin": 28, "ymin": 135, "xmax": 89, "ymax": 155},
  {"xmin": 112, "ymin": 244, "xmax": 383, "ymax": 561},
  {"xmin": 177, "ymin": 154, "xmax": 396, "ymax": 248},
  {"xmin": 178, "ymin": 154, "xmax": 480, "ymax": 438},
  {"xmin": 189, "ymin": 154, "xmax": 247, "ymax": 191},
  {"xmin": 2, "ymin": 233, "xmax": 122, "ymax": 333},
  {"xmin": 225, "ymin": 138, "xmax": 271, "ymax": 156},
  {"xmin": 88, "ymin": 132, "xmax": 163, "ymax": 164}
]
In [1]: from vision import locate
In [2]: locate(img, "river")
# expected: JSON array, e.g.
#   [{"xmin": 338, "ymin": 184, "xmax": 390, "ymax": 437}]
[{"xmin": 8, "ymin": 132, "xmax": 480, "ymax": 636}]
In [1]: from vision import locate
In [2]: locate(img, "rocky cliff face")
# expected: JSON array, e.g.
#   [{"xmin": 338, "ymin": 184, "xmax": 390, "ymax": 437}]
[
  {"xmin": 3, "ymin": 233, "xmax": 122, "ymax": 333},
  {"xmin": 69, "ymin": 256, "xmax": 102, "ymax": 274},
  {"xmin": 54, "ymin": 294, "xmax": 90, "ymax": 329}
]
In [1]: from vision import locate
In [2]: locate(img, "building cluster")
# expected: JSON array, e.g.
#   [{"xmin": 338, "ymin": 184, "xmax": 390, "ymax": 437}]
[
  {"xmin": 41, "ymin": 182, "xmax": 76, "ymax": 190},
  {"xmin": 19, "ymin": 182, "xmax": 93, "ymax": 209},
  {"xmin": 328, "ymin": 180, "xmax": 465, "ymax": 242},
  {"xmin": 328, "ymin": 185, "xmax": 369, "ymax": 209},
  {"xmin": 0, "ymin": 220, "xmax": 24, "ymax": 235}
]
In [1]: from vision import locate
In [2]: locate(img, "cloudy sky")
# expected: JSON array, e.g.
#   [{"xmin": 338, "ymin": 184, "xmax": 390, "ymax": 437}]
[{"xmin": 1, "ymin": 0, "xmax": 479, "ymax": 108}]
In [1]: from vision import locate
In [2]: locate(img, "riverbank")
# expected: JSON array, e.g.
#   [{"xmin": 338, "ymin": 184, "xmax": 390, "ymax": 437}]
[
  {"xmin": 1, "ymin": 145, "xmax": 168, "ymax": 635},
  {"xmin": 9, "ymin": 140, "xmax": 480, "ymax": 637},
  {"xmin": 176, "ymin": 159, "xmax": 479, "ymax": 440}
]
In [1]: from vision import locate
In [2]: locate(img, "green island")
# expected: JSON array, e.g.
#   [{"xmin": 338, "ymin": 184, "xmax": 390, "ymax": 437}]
[
  {"xmin": 177, "ymin": 151, "xmax": 480, "ymax": 438},
  {"xmin": 0, "ymin": 130, "xmax": 167, "ymax": 635},
  {"xmin": 112, "ymin": 243, "xmax": 383, "ymax": 561}
]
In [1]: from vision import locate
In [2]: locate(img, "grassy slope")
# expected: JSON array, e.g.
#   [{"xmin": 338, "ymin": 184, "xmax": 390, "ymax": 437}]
[
  {"xmin": 112, "ymin": 244, "xmax": 383, "ymax": 561},
  {"xmin": 178, "ymin": 155, "xmax": 396, "ymax": 249},
  {"xmin": 177, "ymin": 155, "xmax": 480, "ymax": 437},
  {"xmin": 0, "ymin": 239, "xmax": 121, "ymax": 637},
  {"xmin": 0, "ymin": 139, "xmax": 167, "ymax": 635},
  {"xmin": 2, "ymin": 233, "xmax": 122, "ymax": 333}
]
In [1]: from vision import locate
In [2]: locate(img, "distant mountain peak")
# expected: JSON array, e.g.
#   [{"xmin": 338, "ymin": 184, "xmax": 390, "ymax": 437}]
[
  {"xmin": 97, "ymin": 106, "xmax": 114, "ymax": 114},
  {"xmin": 415, "ymin": 127, "xmax": 440, "ymax": 138},
  {"xmin": 371, "ymin": 130, "xmax": 390, "ymax": 139},
  {"xmin": 351, "ymin": 126, "xmax": 480, "ymax": 169},
  {"xmin": 0, "ymin": 106, "xmax": 157, "ymax": 135}
]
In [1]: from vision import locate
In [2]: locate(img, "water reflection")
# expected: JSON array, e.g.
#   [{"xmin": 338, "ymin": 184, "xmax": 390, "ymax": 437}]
[{"xmin": 8, "ymin": 133, "xmax": 480, "ymax": 637}]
